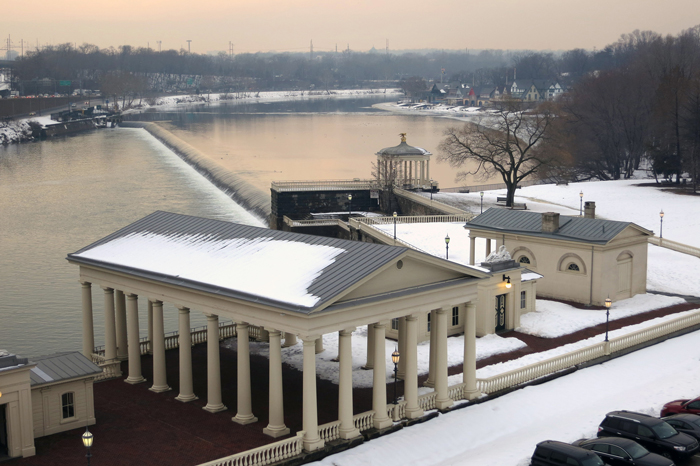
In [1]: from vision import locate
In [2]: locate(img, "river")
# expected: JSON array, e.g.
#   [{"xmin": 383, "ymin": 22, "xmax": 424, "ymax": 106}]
[{"xmin": 0, "ymin": 96, "xmax": 488, "ymax": 357}]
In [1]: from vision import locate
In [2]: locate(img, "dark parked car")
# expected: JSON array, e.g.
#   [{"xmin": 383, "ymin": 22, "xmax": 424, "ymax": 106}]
[
  {"xmin": 662, "ymin": 413, "xmax": 700, "ymax": 441},
  {"xmin": 572, "ymin": 437, "xmax": 674, "ymax": 466},
  {"xmin": 661, "ymin": 396, "xmax": 700, "ymax": 417},
  {"xmin": 532, "ymin": 440, "xmax": 607, "ymax": 466},
  {"xmin": 597, "ymin": 411, "xmax": 699, "ymax": 460}
]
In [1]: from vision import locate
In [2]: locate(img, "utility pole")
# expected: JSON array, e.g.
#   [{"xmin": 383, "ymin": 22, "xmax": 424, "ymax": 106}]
[
  {"xmin": 229, "ymin": 41, "xmax": 234, "ymax": 58},
  {"xmin": 157, "ymin": 40, "xmax": 162, "ymax": 52},
  {"xmin": 21, "ymin": 39, "xmax": 23, "ymax": 58},
  {"xmin": 310, "ymin": 40, "xmax": 313, "ymax": 60},
  {"xmin": 186, "ymin": 40, "xmax": 192, "ymax": 54}
]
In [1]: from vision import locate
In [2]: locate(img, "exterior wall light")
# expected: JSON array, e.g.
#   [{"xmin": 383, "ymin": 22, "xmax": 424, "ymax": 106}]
[{"xmin": 503, "ymin": 275, "xmax": 512, "ymax": 289}]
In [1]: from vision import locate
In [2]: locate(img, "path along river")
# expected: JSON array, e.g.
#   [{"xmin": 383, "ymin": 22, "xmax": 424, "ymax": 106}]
[{"xmin": 0, "ymin": 96, "xmax": 492, "ymax": 357}]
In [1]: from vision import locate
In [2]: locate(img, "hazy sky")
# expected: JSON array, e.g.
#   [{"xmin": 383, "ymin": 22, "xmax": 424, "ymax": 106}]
[{"xmin": 4, "ymin": 0, "xmax": 699, "ymax": 55}]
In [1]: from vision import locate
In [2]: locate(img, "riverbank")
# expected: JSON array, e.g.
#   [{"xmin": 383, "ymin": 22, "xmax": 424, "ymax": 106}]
[{"xmin": 0, "ymin": 119, "xmax": 33, "ymax": 144}]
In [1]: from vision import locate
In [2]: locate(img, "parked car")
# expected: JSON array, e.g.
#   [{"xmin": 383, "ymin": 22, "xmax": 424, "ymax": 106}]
[
  {"xmin": 572, "ymin": 437, "xmax": 674, "ymax": 466},
  {"xmin": 661, "ymin": 396, "xmax": 700, "ymax": 417},
  {"xmin": 531, "ymin": 440, "xmax": 606, "ymax": 466},
  {"xmin": 597, "ymin": 411, "xmax": 699, "ymax": 460},
  {"xmin": 662, "ymin": 413, "xmax": 700, "ymax": 441}
]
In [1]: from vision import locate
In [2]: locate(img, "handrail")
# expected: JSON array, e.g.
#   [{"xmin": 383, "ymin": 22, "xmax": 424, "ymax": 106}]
[
  {"xmin": 282, "ymin": 216, "xmax": 350, "ymax": 231},
  {"xmin": 271, "ymin": 179, "xmax": 379, "ymax": 192},
  {"xmin": 196, "ymin": 431, "xmax": 305, "ymax": 466},
  {"xmin": 648, "ymin": 236, "xmax": 700, "ymax": 258},
  {"xmin": 354, "ymin": 214, "xmax": 474, "ymax": 225}
]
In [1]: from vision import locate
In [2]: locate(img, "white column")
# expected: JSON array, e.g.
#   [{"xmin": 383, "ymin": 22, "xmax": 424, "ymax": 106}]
[
  {"xmin": 283, "ymin": 332, "xmax": 297, "ymax": 347},
  {"xmin": 149, "ymin": 299, "xmax": 170, "ymax": 393},
  {"xmin": 125, "ymin": 294, "xmax": 145, "ymax": 384},
  {"xmin": 469, "ymin": 236, "xmax": 476, "ymax": 266},
  {"xmin": 425, "ymin": 310, "xmax": 436, "ymax": 388},
  {"xmin": 264, "ymin": 330, "xmax": 289, "ymax": 437},
  {"xmin": 233, "ymin": 323, "xmax": 257, "ymax": 424},
  {"xmin": 338, "ymin": 328, "xmax": 360, "ymax": 439},
  {"xmin": 435, "ymin": 308, "xmax": 453, "ymax": 410},
  {"xmin": 463, "ymin": 303, "xmax": 481, "ymax": 400},
  {"xmin": 175, "ymin": 307, "xmax": 196, "ymax": 401},
  {"xmin": 372, "ymin": 322, "xmax": 392, "ymax": 430},
  {"xmin": 397, "ymin": 317, "xmax": 407, "ymax": 379},
  {"xmin": 81, "ymin": 281, "xmax": 94, "ymax": 358},
  {"xmin": 115, "ymin": 290, "xmax": 128, "ymax": 360},
  {"xmin": 147, "ymin": 300, "xmax": 153, "ymax": 354},
  {"xmin": 302, "ymin": 336, "xmax": 324, "ymax": 451},
  {"xmin": 102, "ymin": 287, "xmax": 117, "ymax": 361},
  {"xmin": 315, "ymin": 335, "xmax": 324, "ymax": 354},
  {"xmin": 426, "ymin": 159, "xmax": 430, "ymax": 181},
  {"xmin": 485, "ymin": 238, "xmax": 492, "ymax": 257},
  {"xmin": 404, "ymin": 315, "xmax": 423, "ymax": 419},
  {"xmin": 363, "ymin": 324, "xmax": 375, "ymax": 369},
  {"xmin": 204, "ymin": 314, "xmax": 227, "ymax": 413}
]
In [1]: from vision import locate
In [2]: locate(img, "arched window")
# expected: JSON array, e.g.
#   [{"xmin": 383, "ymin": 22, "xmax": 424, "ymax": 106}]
[
  {"xmin": 557, "ymin": 253, "xmax": 586, "ymax": 274},
  {"xmin": 567, "ymin": 263, "xmax": 580, "ymax": 271},
  {"xmin": 518, "ymin": 256, "xmax": 530, "ymax": 264}
]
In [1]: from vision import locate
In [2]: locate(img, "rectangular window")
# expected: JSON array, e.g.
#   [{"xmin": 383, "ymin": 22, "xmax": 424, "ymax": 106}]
[
  {"xmin": 451, "ymin": 306, "xmax": 459, "ymax": 326},
  {"xmin": 520, "ymin": 291, "xmax": 527, "ymax": 309},
  {"xmin": 427, "ymin": 312, "xmax": 431, "ymax": 332},
  {"xmin": 62, "ymin": 392, "xmax": 75, "ymax": 419},
  {"xmin": 391, "ymin": 318, "xmax": 399, "ymax": 330}
]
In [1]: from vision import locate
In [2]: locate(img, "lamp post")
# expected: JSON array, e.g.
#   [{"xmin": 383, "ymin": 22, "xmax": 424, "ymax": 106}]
[
  {"xmin": 480, "ymin": 191, "xmax": 484, "ymax": 214},
  {"xmin": 659, "ymin": 209, "xmax": 664, "ymax": 239},
  {"xmin": 445, "ymin": 234, "xmax": 450, "ymax": 260},
  {"xmin": 604, "ymin": 297, "xmax": 612, "ymax": 342},
  {"xmin": 393, "ymin": 212, "xmax": 398, "ymax": 242},
  {"xmin": 82, "ymin": 427, "xmax": 93, "ymax": 466},
  {"xmin": 430, "ymin": 179, "xmax": 434, "ymax": 201},
  {"xmin": 347, "ymin": 194, "xmax": 352, "ymax": 218},
  {"xmin": 579, "ymin": 190, "xmax": 583, "ymax": 216},
  {"xmin": 391, "ymin": 348, "xmax": 400, "ymax": 405}
]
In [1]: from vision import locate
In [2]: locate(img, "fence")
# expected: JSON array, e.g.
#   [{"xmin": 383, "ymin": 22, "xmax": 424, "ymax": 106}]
[
  {"xmin": 282, "ymin": 216, "xmax": 351, "ymax": 231},
  {"xmin": 271, "ymin": 179, "xmax": 378, "ymax": 192},
  {"xmin": 197, "ymin": 431, "xmax": 305, "ymax": 466},
  {"xmin": 648, "ymin": 236, "xmax": 700, "ymax": 258}
]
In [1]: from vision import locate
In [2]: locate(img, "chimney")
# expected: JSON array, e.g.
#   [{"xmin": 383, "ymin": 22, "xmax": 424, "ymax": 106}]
[
  {"xmin": 584, "ymin": 201, "xmax": 596, "ymax": 219},
  {"xmin": 541, "ymin": 212, "xmax": 560, "ymax": 233}
]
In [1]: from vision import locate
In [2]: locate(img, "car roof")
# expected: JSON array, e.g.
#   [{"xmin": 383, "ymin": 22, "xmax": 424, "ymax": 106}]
[
  {"xmin": 606, "ymin": 411, "xmax": 664, "ymax": 425},
  {"xmin": 664, "ymin": 413, "xmax": 700, "ymax": 423},
  {"xmin": 537, "ymin": 441, "xmax": 597, "ymax": 458},
  {"xmin": 582, "ymin": 437, "xmax": 637, "ymax": 448}
]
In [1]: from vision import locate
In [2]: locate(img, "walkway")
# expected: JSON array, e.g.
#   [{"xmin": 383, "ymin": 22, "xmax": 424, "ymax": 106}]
[{"xmin": 12, "ymin": 302, "xmax": 698, "ymax": 466}]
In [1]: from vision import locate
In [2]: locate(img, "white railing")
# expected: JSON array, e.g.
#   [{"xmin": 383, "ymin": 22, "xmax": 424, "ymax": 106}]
[
  {"xmin": 282, "ymin": 216, "xmax": 351, "ymax": 231},
  {"xmin": 355, "ymin": 214, "xmax": 474, "ymax": 225},
  {"xmin": 348, "ymin": 217, "xmax": 427, "ymax": 251},
  {"xmin": 353, "ymin": 410, "xmax": 375, "ymax": 432},
  {"xmin": 608, "ymin": 309, "xmax": 700, "ymax": 353},
  {"xmin": 197, "ymin": 431, "xmax": 305, "ymax": 466},
  {"xmin": 90, "ymin": 353, "xmax": 122, "ymax": 381},
  {"xmin": 648, "ymin": 236, "xmax": 700, "ymax": 258},
  {"xmin": 394, "ymin": 188, "xmax": 468, "ymax": 215},
  {"xmin": 417, "ymin": 391, "xmax": 437, "ymax": 411},
  {"xmin": 318, "ymin": 420, "xmax": 341, "ymax": 443},
  {"xmin": 271, "ymin": 179, "xmax": 378, "ymax": 192}
]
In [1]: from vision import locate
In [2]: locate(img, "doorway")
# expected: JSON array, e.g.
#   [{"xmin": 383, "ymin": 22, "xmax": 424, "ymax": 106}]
[
  {"xmin": 0, "ymin": 404, "xmax": 8, "ymax": 459},
  {"xmin": 495, "ymin": 294, "xmax": 506, "ymax": 332}
]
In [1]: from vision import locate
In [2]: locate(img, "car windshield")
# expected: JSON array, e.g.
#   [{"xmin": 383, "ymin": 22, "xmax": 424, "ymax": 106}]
[
  {"xmin": 581, "ymin": 456, "xmax": 605, "ymax": 466},
  {"xmin": 652, "ymin": 422, "xmax": 678, "ymax": 439},
  {"xmin": 625, "ymin": 442, "xmax": 649, "ymax": 459}
]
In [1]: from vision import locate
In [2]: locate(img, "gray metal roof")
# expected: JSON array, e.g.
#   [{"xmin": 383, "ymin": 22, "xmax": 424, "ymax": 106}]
[
  {"xmin": 67, "ymin": 211, "xmax": 420, "ymax": 314},
  {"xmin": 465, "ymin": 208, "xmax": 650, "ymax": 245},
  {"xmin": 376, "ymin": 141, "xmax": 431, "ymax": 157},
  {"xmin": 29, "ymin": 352, "xmax": 102, "ymax": 387}
]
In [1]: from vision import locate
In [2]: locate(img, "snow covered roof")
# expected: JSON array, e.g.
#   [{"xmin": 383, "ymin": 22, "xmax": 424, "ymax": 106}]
[
  {"xmin": 520, "ymin": 268, "xmax": 543, "ymax": 282},
  {"xmin": 68, "ymin": 211, "xmax": 420, "ymax": 313},
  {"xmin": 0, "ymin": 352, "xmax": 29, "ymax": 373},
  {"xmin": 29, "ymin": 352, "xmax": 102, "ymax": 387},
  {"xmin": 466, "ymin": 208, "xmax": 651, "ymax": 245},
  {"xmin": 376, "ymin": 140, "xmax": 431, "ymax": 157}
]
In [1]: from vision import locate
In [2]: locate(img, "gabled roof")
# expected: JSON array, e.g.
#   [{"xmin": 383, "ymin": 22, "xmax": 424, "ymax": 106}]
[
  {"xmin": 29, "ymin": 352, "xmax": 102, "ymax": 387},
  {"xmin": 465, "ymin": 208, "xmax": 651, "ymax": 245},
  {"xmin": 68, "ymin": 211, "xmax": 485, "ymax": 314}
]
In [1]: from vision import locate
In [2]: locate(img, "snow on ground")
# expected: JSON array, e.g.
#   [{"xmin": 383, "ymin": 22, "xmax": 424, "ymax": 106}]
[
  {"xmin": 518, "ymin": 294, "xmax": 686, "ymax": 338},
  {"xmin": 236, "ymin": 327, "xmax": 526, "ymax": 388},
  {"xmin": 0, "ymin": 119, "xmax": 33, "ymax": 144},
  {"xmin": 313, "ymin": 323, "xmax": 700, "ymax": 466}
]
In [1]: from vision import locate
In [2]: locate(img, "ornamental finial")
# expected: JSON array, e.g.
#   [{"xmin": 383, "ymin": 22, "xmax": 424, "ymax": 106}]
[{"xmin": 399, "ymin": 133, "xmax": 407, "ymax": 143}]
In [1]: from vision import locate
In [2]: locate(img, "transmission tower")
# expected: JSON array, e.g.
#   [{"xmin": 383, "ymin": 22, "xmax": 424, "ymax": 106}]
[
  {"xmin": 186, "ymin": 40, "xmax": 192, "ymax": 53},
  {"xmin": 157, "ymin": 41, "xmax": 162, "ymax": 52}
]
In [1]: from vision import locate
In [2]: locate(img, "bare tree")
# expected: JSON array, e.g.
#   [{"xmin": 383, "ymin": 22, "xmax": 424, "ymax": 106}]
[{"xmin": 438, "ymin": 100, "xmax": 557, "ymax": 206}]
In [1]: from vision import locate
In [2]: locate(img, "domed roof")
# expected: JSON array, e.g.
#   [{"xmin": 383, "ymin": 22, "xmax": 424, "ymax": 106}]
[{"xmin": 376, "ymin": 133, "xmax": 432, "ymax": 157}]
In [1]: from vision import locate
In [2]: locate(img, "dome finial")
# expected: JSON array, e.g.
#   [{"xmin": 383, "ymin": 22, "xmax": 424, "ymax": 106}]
[{"xmin": 399, "ymin": 132, "xmax": 407, "ymax": 143}]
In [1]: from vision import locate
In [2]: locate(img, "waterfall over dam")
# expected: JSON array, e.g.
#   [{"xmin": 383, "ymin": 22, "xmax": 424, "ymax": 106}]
[{"xmin": 121, "ymin": 121, "xmax": 271, "ymax": 221}]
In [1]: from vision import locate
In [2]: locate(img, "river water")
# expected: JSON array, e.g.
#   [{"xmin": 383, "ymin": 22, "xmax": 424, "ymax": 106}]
[{"xmin": 0, "ymin": 96, "xmax": 488, "ymax": 357}]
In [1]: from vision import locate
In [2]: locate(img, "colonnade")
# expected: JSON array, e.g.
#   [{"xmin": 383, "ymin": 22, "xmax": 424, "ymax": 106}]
[
  {"xmin": 79, "ymin": 281, "xmax": 479, "ymax": 453},
  {"xmin": 469, "ymin": 234, "xmax": 502, "ymax": 265},
  {"xmin": 377, "ymin": 157, "xmax": 430, "ymax": 187}
]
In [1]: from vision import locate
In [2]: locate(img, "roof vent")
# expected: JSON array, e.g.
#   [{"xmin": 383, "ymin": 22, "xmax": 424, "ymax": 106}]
[
  {"xmin": 584, "ymin": 201, "xmax": 596, "ymax": 219},
  {"xmin": 542, "ymin": 212, "xmax": 560, "ymax": 233}
]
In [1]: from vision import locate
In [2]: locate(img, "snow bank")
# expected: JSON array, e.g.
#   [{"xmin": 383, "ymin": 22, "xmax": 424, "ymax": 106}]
[{"xmin": 0, "ymin": 119, "xmax": 33, "ymax": 144}]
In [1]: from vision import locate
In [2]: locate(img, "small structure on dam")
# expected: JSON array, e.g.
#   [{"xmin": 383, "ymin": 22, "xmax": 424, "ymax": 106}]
[{"xmin": 270, "ymin": 134, "xmax": 443, "ymax": 232}]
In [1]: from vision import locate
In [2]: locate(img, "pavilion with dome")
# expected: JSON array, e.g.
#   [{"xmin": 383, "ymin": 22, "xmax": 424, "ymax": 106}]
[{"xmin": 375, "ymin": 133, "xmax": 434, "ymax": 189}]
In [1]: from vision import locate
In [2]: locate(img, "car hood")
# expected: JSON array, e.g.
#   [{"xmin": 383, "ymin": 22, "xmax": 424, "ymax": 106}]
[
  {"xmin": 664, "ymin": 431, "xmax": 696, "ymax": 448},
  {"xmin": 663, "ymin": 399, "xmax": 689, "ymax": 409}
]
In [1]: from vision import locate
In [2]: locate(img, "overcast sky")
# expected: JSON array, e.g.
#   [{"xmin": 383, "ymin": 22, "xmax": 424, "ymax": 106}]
[{"xmin": 3, "ymin": 0, "xmax": 699, "ymax": 55}]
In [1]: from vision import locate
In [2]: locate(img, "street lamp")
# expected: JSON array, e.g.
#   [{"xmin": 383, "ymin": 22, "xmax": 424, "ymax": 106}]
[
  {"xmin": 445, "ymin": 234, "xmax": 450, "ymax": 260},
  {"xmin": 480, "ymin": 191, "xmax": 484, "ymax": 214},
  {"xmin": 430, "ymin": 179, "xmax": 434, "ymax": 201},
  {"xmin": 391, "ymin": 348, "xmax": 400, "ymax": 405},
  {"xmin": 579, "ymin": 190, "xmax": 583, "ymax": 216},
  {"xmin": 347, "ymin": 194, "xmax": 352, "ymax": 218},
  {"xmin": 659, "ymin": 210, "xmax": 664, "ymax": 239},
  {"xmin": 82, "ymin": 427, "xmax": 94, "ymax": 466},
  {"xmin": 604, "ymin": 296, "xmax": 612, "ymax": 342},
  {"xmin": 393, "ymin": 212, "xmax": 398, "ymax": 241}
]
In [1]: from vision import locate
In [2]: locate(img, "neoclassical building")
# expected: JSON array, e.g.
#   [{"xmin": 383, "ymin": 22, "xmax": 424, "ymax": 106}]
[
  {"xmin": 464, "ymin": 207, "xmax": 652, "ymax": 306},
  {"xmin": 375, "ymin": 134, "xmax": 433, "ymax": 189},
  {"xmin": 66, "ymin": 211, "xmax": 497, "ymax": 452}
]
